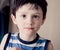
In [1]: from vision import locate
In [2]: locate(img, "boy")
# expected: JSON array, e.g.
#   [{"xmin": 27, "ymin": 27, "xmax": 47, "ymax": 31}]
[{"xmin": 0, "ymin": 0, "xmax": 53, "ymax": 50}]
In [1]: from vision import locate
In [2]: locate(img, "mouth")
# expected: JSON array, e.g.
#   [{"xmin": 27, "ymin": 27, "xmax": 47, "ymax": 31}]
[{"xmin": 24, "ymin": 27, "xmax": 34, "ymax": 30}]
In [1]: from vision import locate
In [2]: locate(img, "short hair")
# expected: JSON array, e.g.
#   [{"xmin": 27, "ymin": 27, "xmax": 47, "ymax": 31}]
[{"xmin": 10, "ymin": 0, "xmax": 48, "ymax": 19}]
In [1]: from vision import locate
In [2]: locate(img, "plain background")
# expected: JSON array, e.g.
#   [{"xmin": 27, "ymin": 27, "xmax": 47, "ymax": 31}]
[{"xmin": 9, "ymin": 0, "xmax": 60, "ymax": 50}]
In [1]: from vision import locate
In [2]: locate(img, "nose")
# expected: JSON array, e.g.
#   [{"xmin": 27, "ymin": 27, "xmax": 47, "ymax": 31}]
[{"xmin": 26, "ymin": 16, "xmax": 33, "ymax": 25}]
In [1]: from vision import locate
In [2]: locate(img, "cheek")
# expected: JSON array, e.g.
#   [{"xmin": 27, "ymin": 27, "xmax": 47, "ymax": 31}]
[
  {"xmin": 36, "ymin": 23, "xmax": 41, "ymax": 30},
  {"xmin": 34, "ymin": 20, "xmax": 43, "ymax": 30},
  {"xmin": 34, "ymin": 20, "xmax": 42, "ymax": 27},
  {"xmin": 16, "ymin": 19, "xmax": 24, "ymax": 29}
]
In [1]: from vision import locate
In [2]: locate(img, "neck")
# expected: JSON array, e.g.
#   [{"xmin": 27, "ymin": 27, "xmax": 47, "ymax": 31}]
[{"xmin": 19, "ymin": 32, "xmax": 37, "ymax": 41}]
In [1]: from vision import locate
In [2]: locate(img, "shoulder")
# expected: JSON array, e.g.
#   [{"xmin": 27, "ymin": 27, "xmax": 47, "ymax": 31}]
[
  {"xmin": 0, "ymin": 33, "xmax": 8, "ymax": 45},
  {"xmin": 0, "ymin": 32, "xmax": 18, "ymax": 49},
  {"xmin": 47, "ymin": 42, "xmax": 53, "ymax": 50},
  {"xmin": 0, "ymin": 33, "xmax": 8, "ymax": 50},
  {"xmin": 0, "ymin": 32, "xmax": 12, "ymax": 47},
  {"xmin": 38, "ymin": 37, "xmax": 53, "ymax": 50}
]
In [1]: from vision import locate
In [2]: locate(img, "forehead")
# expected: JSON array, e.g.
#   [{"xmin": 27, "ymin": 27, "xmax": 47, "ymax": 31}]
[{"xmin": 16, "ymin": 3, "xmax": 43, "ymax": 14}]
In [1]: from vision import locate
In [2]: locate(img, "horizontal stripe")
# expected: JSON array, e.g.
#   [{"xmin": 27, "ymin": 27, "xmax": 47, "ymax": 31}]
[
  {"xmin": 8, "ymin": 40, "xmax": 45, "ymax": 47},
  {"xmin": 6, "ymin": 45, "xmax": 44, "ymax": 50}
]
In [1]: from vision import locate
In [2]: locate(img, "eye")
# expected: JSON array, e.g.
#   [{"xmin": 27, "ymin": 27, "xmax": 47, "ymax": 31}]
[
  {"xmin": 33, "ymin": 15, "xmax": 38, "ymax": 18},
  {"xmin": 32, "ymin": 15, "xmax": 40, "ymax": 19},
  {"xmin": 22, "ymin": 14, "xmax": 26, "ymax": 18}
]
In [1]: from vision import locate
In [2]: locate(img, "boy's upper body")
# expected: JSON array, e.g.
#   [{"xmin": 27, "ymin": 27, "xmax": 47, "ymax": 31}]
[
  {"xmin": 0, "ymin": 0, "xmax": 53, "ymax": 50},
  {"xmin": 0, "ymin": 32, "xmax": 53, "ymax": 50}
]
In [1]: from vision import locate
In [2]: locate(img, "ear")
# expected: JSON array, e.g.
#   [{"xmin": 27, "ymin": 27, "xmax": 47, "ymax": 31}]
[{"xmin": 11, "ymin": 14, "xmax": 17, "ymax": 24}]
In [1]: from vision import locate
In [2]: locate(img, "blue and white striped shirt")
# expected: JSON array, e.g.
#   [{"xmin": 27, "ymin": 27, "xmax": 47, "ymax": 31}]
[{"xmin": 5, "ymin": 32, "xmax": 50, "ymax": 50}]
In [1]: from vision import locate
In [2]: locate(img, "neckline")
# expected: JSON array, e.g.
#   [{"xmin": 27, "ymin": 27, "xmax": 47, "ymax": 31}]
[{"xmin": 18, "ymin": 33, "xmax": 39, "ymax": 44}]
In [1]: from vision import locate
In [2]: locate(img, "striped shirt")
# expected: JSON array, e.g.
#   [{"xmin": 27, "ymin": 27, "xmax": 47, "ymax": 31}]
[{"xmin": 5, "ymin": 32, "xmax": 50, "ymax": 50}]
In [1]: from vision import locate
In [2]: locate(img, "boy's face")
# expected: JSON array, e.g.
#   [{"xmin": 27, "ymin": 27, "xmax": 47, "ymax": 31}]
[{"xmin": 11, "ymin": 3, "xmax": 45, "ymax": 34}]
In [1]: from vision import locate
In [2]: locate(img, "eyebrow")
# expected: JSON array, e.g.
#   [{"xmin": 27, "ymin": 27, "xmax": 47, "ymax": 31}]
[
  {"xmin": 34, "ymin": 12, "xmax": 43, "ymax": 15},
  {"xmin": 20, "ymin": 11, "xmax": 42, "ymax": 14}
]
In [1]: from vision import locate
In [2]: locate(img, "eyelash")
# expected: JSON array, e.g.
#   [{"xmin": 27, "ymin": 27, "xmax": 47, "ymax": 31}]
[{"xmin": 32, "ymin": 15, "xmax": 40, "ymax": 18}]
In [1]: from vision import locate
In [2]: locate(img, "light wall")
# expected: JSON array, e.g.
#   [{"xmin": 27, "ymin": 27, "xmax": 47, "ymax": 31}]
[
  {"xmin": 38, "ymin": 0, "xmax": 60, "ymax": 50},
  {"xmin": 9, "ymin": 0, "xmax": 60, "ymax": 50}
]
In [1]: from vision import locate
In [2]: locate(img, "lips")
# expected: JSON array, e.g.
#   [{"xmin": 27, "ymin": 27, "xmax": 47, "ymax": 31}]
[{"xmin": 24, "ymin": 27, "xmax": 34, "ymax": 30}]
